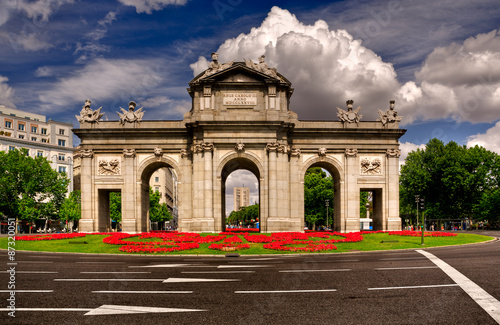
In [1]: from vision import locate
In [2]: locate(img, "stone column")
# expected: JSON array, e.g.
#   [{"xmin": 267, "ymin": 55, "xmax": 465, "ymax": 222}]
[
  {"xmin": 203, "ymin": 142, "xmax": 214, "ymax": 229},
  {"xmin": 386, "ymin": 149, "xmax": 402, "ymax": 230},
  {"xmin": 121, "ymin": 149, "xmax": 137, "ymax": 233},
  {"xmin": 192, "ymin": 144, "xmax": 204, "ymax": 230},
  {"xmin": 79, "ymin": 149, "xmax": 94, "ymax": 232},
  {"xmin": 345, "ymin": 148, "xmax": 359, "ymax": 232},
  {"xmin": 289, "ymin": 148, "xmax": 302, "ymax": 231},
  {"xmin": 266, "ymin": 142, "xmax": 279, "ymax": 229}
]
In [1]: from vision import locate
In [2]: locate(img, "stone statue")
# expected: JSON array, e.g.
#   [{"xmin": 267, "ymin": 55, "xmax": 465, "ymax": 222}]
[
  {"xmin": 244, "ymin": 55, "xmax": 279, "ymax": 79},
  {"xmin": 76, "ymin": 99, "xmax": 104, "ymax": 123},
  {"xmin": 378, "ymin": 100, "xmax": 403, "ymax": 125},
  {"xmin": 337, "ymin": 100, "xmax": 362, "ymax": 124},
  {"xmin": 117, "ymin": 101, "xmax": 145, "ymax": 125},
  {"xmin": 204, "ymin": 52, "xmax": 233, "ymax": 77}
]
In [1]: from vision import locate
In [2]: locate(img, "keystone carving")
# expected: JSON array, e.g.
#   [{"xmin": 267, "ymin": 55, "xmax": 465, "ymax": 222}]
[
  {"xmin": 154, "ymin": 147, "xmax": 163, "ymax": 157},
  {"xmin": 235, "ymin": 142, "xmax": 245, "ymax": 152},
  {"xmin": 318, "ymin": 147, "xmax": 327, "ymax": 157}
]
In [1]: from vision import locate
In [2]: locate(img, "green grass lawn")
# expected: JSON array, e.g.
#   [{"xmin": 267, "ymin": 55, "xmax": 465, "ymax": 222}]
[{"xmin": 0, "ymin": 232, "xmax": 493, "ymax": 255}]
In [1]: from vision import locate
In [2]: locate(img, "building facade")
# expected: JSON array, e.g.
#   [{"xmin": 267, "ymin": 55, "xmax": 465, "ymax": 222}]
[
  {"xmin": 233, "ymin": 187, "xmax": 250, "ymax": 212},
  {"xmin": 74, "ymin": 57, "xmax": 405, "ymax": 233},
  {"xmin": 0, "ymin": 106, "xmax": 74, "ymax": 193}
]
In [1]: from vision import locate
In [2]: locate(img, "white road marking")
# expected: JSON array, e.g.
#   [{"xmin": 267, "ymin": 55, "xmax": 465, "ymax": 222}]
[
  {"xmin": 129, "ymin": 264, "xmax": 192, "ymax": 268},
  {"xmin": 85, "ymin": 305, "xmax": 205, "ymax": 315},
  {"xmin": 80, "ymin": 271, "xmax": 151, "ymax": 274},
  {"xmin": 76, "ymin": 261, "xmax": 124, "ymax": 264},
  {"xmin": 28, "ymin": 256, "xmax": 63, "ymax": 258},
  {"xmin": 236, "ymin": 289, "xmax": 337, "ymax": 294},
  {"xmin": 417, "ymin": 249, "xmax": 500, "ymax": 323},
  {"xmin": 13, "ymin": 261, "xmax": 53, "ymax": 263},
  {"xmin": 0, "ymin": 290, "xmax": 53, "ymax": 293},
  {"xmin": 0, "ymin": 305, "xmax": 206, "ymax": 315},
  {"xmin": 0, "ymin": 271, "xmax": 57, "ymax": 274},
  {"xmin": 368, "ymin": 284, "xmax": 459, "ymax": 290},
  {"xmin": 374, "ymin": 266, "xmax": 439, "ymax": 270},
  {"xmin": 280, "ymin": 269, "xmax": 351, "ymax": 273},
  {"xmin": 92, "ymin": 291, "xmax": 192, "ymax": 294},
  {"xmin": 163, "ymin": 278, "xmax": 241, "ymax": 283},
  {"xmin": 54, "ymin": 279, "xmax": 165, "ymax": 282},
  {"xmin": 246, "ymin": 258, "xmax": 280, "ymax": 261},
  {"xmin": 217, "ymin": 265, "xmax": 270, "ymax": 268},
  {"xmin": 379, "ymin": 257, "xmax": 426, "ymax": 261},
  {"xmin": 182, "ymin": 271, "xmax": 255, "ymax": 274}
]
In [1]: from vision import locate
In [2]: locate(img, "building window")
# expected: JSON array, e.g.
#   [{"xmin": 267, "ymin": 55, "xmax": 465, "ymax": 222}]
[
  {"xmin": 41, "ymin": 128, "xmax": 47, "ymax": 135},
  {"xmin": 155, "ymin": 177, "xmax": 160, "ymax": 182},
  {"xmin": 18, "ymin": 134, "xmax": 24, "ymax": 139},
  {"xmin": 25, "ymin": 149, "xmax": 29, "ymax": 156},
  {"xmin": 9, "ymin": 146, "xmax": 15, "ymax": 151},
  {"xmin": 37, "ymin": 151, "xmax": 43, "ymax": 157},
  {"xmin": 59, "ymin": 129, "xmax": 65, "ymax": 135},
  {"xmin": 58, "ymin": 139, "xmax": 66, "ymax": 147},
  {"xmin": 31, "ymin": 126, "xmax": 38, "ymax": 133},
  {"xmin": 154, "ymin": 186, "xmax": 160, "ymax": 192},
  {"xmin": 18, "ymin": 123, "xmax": 25, "ymax": 131},
  {"xmin": 31, "ymin": 137, "xmax": 37, "ymax": 141},
  {"xmin": 41, "ymin": 138, "xmax": 47, "ymax": 143},
  {"xmin": 5, "ymin": 120, "xmax": 12, "ymax": 128},
  {"xmin": 58, "ymin": 154, "xmax": 65, "ymax": 161},
  {"xmin": 58, "ymin": 166, "xmax": 67, "ymax": 173}
]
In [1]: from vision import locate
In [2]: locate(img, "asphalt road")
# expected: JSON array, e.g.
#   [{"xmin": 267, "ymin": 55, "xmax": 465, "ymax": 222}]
[{"xmin": 2, "ymin": 232, "xmax": 500, "ymax": 325}]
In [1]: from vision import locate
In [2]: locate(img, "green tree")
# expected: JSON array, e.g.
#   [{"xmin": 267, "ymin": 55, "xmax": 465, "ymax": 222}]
[
  {"xmin": 109, "ymin": 192, "xmax": 122, "ymax": 229},
  {"xmin": 149, "ymin": 188, "xmax": 172, "ymax": 229},
  {"xmin": 304, "ymin": 167, "xmax": 333, "ymax": 229},
  {"xmin": 0, "ymin": 148, "xmax": 69, "ymax": 233},
  {"xmin": 60, "ymin": 190, "xmax": 81, "ymax": 231}
]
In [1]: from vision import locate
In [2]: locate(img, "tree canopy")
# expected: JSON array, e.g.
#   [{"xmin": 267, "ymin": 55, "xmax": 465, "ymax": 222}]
[
  {"xmin": 149, "ymin": 188, "xmax": 172, "ymax": 225},
  {"xmin": 59, "ymin": 190, "xmax": 81, "ymax": 228},
  {"xmin": 0, "ymin": 148, "xmax": 69, "ymax": 232},
  {"xmin": 227, "ymin": 203, "xmax": 259, "ymax": 226},
  {"xmin": 304, "ymin": 167, "xmax": 333, "ymax": 229},
  {"xmin": 400, "ymin": 138, "xmax": 500, "ymax": 226}
]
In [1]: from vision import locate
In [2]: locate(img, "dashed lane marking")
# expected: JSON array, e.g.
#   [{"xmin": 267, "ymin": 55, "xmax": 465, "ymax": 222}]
[
  {"xmin": 236, "ymin": 289, "xmax": 337, "ymax": 294},
  {"xmin": 0, "ymin": 290, "xmax": 53, "ymax": 293},
  {"xmin": 374, "ymin": 266, "xmax": 439, "ymax": 270},
  {"xmin": 0, "ymin": 305, "xmax": 206, "ymax": 315},
  {"xmin": 417, "ymin": 249, "xmax": 500, "ymax": 324},
  {"xmin": 0, "ymin": 271, "xmax": 57, "ymax": 274},
  {"xmin": 92, "ymin": 291, "xmax": 192, "ymax": 294},
  {"xmin": 368, "ymin": 284, "xmax": 459, "ymax": 290},
  {"xmin": 279, "ymin": 269, "xmax": 351, "ymax": 273},
  {"xmin": 80, "ymin": 272, "xmax": 151, "ymax": 274},
  {"xmin": 54, "ymin": 279, "xmax": 165, "ymax": 282},
  {"xmin": 163, "ymin": 278, "xmax": 241, "ymax": 283},
  {"xmin": 182, "ymin": 271, "xmax": 255, "ymax": 274}
]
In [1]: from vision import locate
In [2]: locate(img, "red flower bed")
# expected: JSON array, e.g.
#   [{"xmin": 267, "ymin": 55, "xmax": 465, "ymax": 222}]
[
  {"xmin": 208, "ymin": 243, "xmax": 250, "ymax": 251},
  {"xmin": 224, "ymin": 228, "xmax": 259, "ymax": 233},
  {"xmin": 16, "ymin": 233, "xmax": 87, "ymax": 241},
  {"xmin": 263, "ymin": 241, "xmax": 337, "ymax": 252},
  {"xmin": 119, "ymin": 242, "xmax": 199, "ymax": 253},
  {"xmin": 223, "ymin": 235, "xmax": 243, "ymax": 243},
  {"xmin": 244, "ymin": 234, "xmax": 273, "ymax": 243}
]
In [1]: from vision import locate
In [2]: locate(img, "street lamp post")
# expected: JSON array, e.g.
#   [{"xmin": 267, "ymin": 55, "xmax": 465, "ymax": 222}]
[
  {"xmin": 420, "ymin": 198, "xmax": 425, "ymax": 245},
  {"xmin": 415, "ymin": 195, "xmax": 419, "ymax": 231},
  {"xmin": 325, "ymin": 199, "xmax": 330, "ymax": 230}
]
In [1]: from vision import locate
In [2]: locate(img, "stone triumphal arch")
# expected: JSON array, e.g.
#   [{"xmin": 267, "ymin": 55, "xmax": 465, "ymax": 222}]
[{"xmin": 74, "ymin": 55, "xmax": 405, "ymax": 233}]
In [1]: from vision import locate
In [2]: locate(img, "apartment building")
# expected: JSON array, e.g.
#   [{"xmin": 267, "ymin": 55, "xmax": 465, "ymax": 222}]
[
  {"xmin": 233, "ymin": 187, "xmax": 250, "ymax": 212},
  {"xmin": 0, "ymin": 105, "xmax": 75, "ymax": 193}
]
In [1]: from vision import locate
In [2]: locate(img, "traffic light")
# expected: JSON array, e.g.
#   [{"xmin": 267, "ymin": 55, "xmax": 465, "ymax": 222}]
[{"xmin": 420, "ymin": 198, "xmax": 425, "ymax": 210}]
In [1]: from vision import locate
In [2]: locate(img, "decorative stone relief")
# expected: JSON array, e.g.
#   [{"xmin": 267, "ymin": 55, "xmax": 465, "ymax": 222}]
[
  {"xmin": 180, "ymin": 149, "xmax": 192, "ymax": 158},
  {"xmin": 80, "ymin": 149, "xmax": 94, "ymax": 158},
  {"xmin": 118, "ymin": 101, "xmax": 145, "ymax": 125},
  {"xmin": 337, "ymin": 100, "xmax": 362, "ymax": 125},
  {"xmin": 378, "ymin": 100, "xmax": 403, "ymax": 125},
  {"xmin": 289, "ymin": 147, "xmax": 301, "ymax": 157},
  {"xmin": 98, "ymin": 159, "xmax": 120, "ymax": 175},
  {"xmin": 361, "ymin": 157, "xmax": 382, "ymax": 175},
  {"xmin": 154, "ymin": 147, "xmax": 163, "ymax": 157},
  {"xmin": 194, "ymin": 142, "xmax": 214, "ymax": 153},
  {"xmin": 266, "ymin": 142, "xmax": 286, "ymax": 153},
  {"xmin": 345, "ymin": 148, "xmax": 358, "ymax": 157},
  {"xmin": 76, "ymin": 99, "xmax": 104, "ymax": 123},
  {"xmin": 235, "ymin": 142, "xmax": 245, "ymax": 152},
  {"xmin": 123, "ymin": 149, "xmax": 136, "ymax": 158},
  {"xmin": 386, "ymin": 148, "xmax": 401, "ymax": 158}
]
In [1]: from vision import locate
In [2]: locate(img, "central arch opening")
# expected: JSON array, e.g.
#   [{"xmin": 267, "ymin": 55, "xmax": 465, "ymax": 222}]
[{"xmin": 221, "ymin": 157, "xmax": 261, "ymax": 232}]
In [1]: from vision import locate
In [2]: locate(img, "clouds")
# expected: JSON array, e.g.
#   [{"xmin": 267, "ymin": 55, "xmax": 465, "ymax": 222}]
[
  {"xmin": 117, "ymin": 0, "xmax": 188, "ymax": 14},
  {"xmin": 398, "ymin": 30, "xmax": 500, "ymax": 124},
  {"xmin": 0, "ymin": 75, "xmax": 16, "ymax": 108},
  {"xmin": 38, "ymin": 58, "xmax": 164, "ymax": 113},
  {"xmin": 191, "ymin": 6, "xmax": 400, "ymax": 120},
  {"xmin": 74, "ymin": 11, "xmax": 117, "ymax": 63},
  {"xmin": 467, "ymin": 121, "xmax": 500, "ymax": 154}
]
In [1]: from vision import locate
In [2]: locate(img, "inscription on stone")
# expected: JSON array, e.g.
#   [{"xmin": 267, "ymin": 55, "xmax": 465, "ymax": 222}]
[{"xmin": 223, "ymin": 92, "xmax": 257, "ymax": 106}]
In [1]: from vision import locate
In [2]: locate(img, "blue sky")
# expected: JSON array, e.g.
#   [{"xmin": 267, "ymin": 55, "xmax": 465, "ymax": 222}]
[{"xmin": 1, "ymin": 0, "xmax": 500, "ymax": 209}]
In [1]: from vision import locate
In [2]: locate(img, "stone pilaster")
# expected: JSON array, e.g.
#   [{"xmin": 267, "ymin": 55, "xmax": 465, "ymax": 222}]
[
  {"xmin": 79, "ymin": 149, "xmax": 94, "ymax": 232},
  {"xmin": 266, "ymin": 143, "xmax": 279, "ymax": 221},
  {"xmin": 121, "ymin": 149, "xmax": 137, "ymax": 233},
  {"xmin": 345, "ymin": 148, "xmax": 359, "ymax": 232},
  {"xmin": 203, "ymin": 142, "xmax": 214, "ymax": 225},
  {"xmin": 386, "ymin": 148, "xmax": 402, "ymax": 230}
]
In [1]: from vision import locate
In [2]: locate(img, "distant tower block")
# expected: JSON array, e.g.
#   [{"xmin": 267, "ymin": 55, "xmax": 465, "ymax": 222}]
[{"xmin": 234, "ymin": 187, "xmax": 250, "ymax": 212}]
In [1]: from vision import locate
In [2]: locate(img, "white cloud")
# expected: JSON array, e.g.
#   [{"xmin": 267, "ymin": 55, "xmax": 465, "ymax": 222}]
[
  {"xmin": 17, "ymin": 0, "xmax": 74, "ymax": 23},
  {"xmin": 35, "ymin": 66, "xmax": 53, "ymax": 77},
  {"xmin": 399, "ymin": 30, "xmax": 500, "ymax": 124},
  {"xmin": 118, "ymin": 0, "xmax": 188, "ymax": 14},
  {"xmin": 467, "ymin": 121, "xmax": 500, "ymax": 154},
  {"xmin": 74, "ymin": 11, "xmax": 117, "ymax": 63},
  {"xmin": 140, "ymin": 95, "xmax": 172, "ymax": 107},
  {"xmin": 0, "ymin": 75, "xmax": 16, "ymax": 108},
  {"xmin": 191, "ymin": 6, "xmax": 401, "ymax": 121},
  {"xmin": 13, "ymin": 32, "xmax": 53, "ymax": 51},
  {"xmin": 399, "ymin": 142, "xmax": 426, "ymax": 168},
  {"xmin": 38, "ymin": 58, "xmax": 163, "ymax": 113}
]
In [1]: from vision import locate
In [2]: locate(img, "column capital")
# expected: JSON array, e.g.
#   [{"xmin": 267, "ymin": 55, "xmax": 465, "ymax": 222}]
[
  {"xmin": 123, "ymin": 149, "xmax": 136, "ymax": 158},
  {"xmin": 180, "ymin": 149, "xmax": 192, "ymax": 158},
  {"xmin": 80, "ymin": 149, "xmax": 93, "ymax": 158},
  {"xmin": 386, "ymin": 148, "xmax": 401, "ymax": 158},
  {"xmin": 345, "ymin": 148, "xmax": 358, "ymax": 157},
  {"xmin": 289, "ymin": 147, "xmax": 301, "ymax": 157}
]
